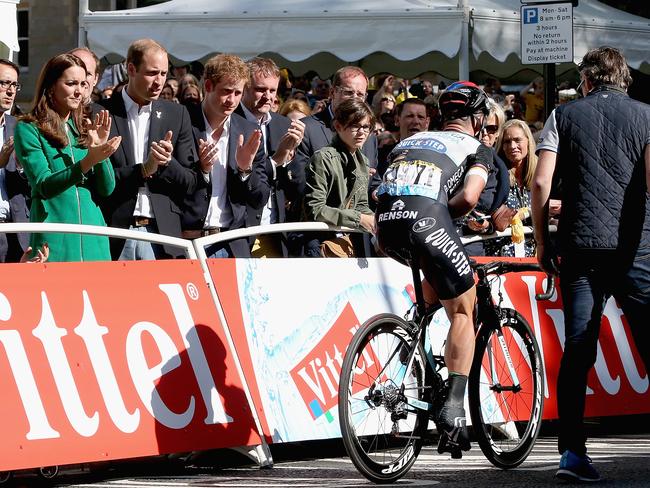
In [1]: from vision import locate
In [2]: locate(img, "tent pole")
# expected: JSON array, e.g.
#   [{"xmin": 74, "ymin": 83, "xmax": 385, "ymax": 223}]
[
  {"xmin": 458, "ymin": 0, "xmax": 470, "ymax": 80},
  {"xmin": 78, "ymin": 0, "xmax": 89, "ymax": 47}
]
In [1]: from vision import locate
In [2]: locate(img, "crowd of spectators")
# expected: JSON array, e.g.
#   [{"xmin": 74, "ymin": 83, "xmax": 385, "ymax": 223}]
[{"xmin": 0, "ymin": 37, "xmax": 579, "ymax": 262}]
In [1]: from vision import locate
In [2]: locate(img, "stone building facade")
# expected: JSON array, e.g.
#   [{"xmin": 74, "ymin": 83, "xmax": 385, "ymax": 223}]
[{"xmin": 13, "ymin": 0, "xmax": 160, "ymax": 108}]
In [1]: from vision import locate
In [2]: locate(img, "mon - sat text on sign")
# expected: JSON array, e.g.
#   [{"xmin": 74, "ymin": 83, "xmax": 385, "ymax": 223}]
[{"xmin": 520, "ymin": 2, "xmax": 573, "ymax": 64}]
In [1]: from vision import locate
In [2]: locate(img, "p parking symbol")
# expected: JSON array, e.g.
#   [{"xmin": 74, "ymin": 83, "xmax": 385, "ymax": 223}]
[{"xmin": 523, "ymin": 7, "xmax": 538, "ymax": 24}]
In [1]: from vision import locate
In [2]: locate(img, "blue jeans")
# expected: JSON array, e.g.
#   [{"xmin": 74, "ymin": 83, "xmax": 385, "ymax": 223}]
[
  {"xmin": 557, "ymin": 250, "xmax": 650, "ymax": 456},
  {"xmin": 118, "ymin": 224, "xmax": 167, "ymax": 260},
  {"xmin": 204, "ymin": 242, "xmax": 231, "ymax": 259}
]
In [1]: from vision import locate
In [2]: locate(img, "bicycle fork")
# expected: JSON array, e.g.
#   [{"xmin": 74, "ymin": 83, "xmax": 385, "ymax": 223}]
[{"xmin": 486, "ymin": 319, "xmax": 522, "ymax": 395}]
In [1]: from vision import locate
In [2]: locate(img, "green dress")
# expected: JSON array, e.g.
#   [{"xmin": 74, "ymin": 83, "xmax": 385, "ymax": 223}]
[{"xmin": 13, "ymin": 118, "xmax": 115, "ymax": 262}]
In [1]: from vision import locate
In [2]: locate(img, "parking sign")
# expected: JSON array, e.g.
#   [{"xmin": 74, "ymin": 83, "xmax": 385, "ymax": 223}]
[{"xmin": 520, "ymin": 2, "xmax": 573, "ymax": 64}]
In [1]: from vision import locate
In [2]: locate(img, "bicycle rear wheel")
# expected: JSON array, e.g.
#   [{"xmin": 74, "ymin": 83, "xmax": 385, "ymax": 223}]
[
  {"xmin": 469, "ymin": 308, "xmax": 544, "ymax": 469},
  {"xmin": 338, "ymin": 313, "xmax": 429, "ymax": 484}
]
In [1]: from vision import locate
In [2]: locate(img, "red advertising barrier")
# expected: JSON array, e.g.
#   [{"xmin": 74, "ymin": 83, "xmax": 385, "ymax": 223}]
[
  {"xmin": 0, "ymin": 260, "xmax": 260, "ymax": 472},
  {"xmin": 480, "ymin": 258, "xmax": 650, "ymax": 419},
  {"xmin": 211, "ymin": 257, "xmax": 649, "ymax": 446},
  {"xmin": 1, "ymin": 255, "xmax": 647, "ymax": 472}
]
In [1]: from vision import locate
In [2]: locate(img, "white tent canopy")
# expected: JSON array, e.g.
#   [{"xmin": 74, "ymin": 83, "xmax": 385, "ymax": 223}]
[
  {"xmin": 472, "ymin": 1, "xmax": 650, "ymax": 76},
  {"xmin": 79, "ymin": 0, "xmax": 650, "ymax": 78},
  {"xmin": 0, "ymin": 0, "xmax": 20, "ymax": 59}
]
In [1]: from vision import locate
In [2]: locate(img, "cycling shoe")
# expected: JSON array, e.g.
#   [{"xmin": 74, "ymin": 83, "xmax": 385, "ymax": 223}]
[{"xmin": 436, "ymin": 404, "xmax": 471, "ymax": 456}]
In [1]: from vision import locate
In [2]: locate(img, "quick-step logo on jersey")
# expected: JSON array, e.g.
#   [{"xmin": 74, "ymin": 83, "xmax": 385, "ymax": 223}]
[
  {"xmin": 424, "ymin": 228, "xmax": 472, "ymax": 276},
  {"xmin": 396, "ymin": 137, "xmax": 447, "ymax": 154}
]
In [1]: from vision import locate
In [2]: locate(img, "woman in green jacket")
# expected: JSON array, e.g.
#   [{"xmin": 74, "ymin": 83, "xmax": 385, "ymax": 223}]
[
  {"xmin": 303, "ymin": 98, "xmax": 376, "ymax": 257},
  {"xmin": 14, "ymin": 53, "xmax": 121, "ymax": 262}
]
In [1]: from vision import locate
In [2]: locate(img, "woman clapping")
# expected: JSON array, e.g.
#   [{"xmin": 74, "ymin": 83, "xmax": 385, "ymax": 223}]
[{"xmin": 14, "ymin": 53, "xmax": 121, "ymax": 262}]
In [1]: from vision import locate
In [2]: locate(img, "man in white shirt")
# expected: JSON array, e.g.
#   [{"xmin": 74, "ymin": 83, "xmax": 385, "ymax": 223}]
[
  {"xmin": 99, "ymin": 39, "xmax": 200, "ymax": 259},
  {"xmin": 235, "ymin": 57, "xmax": 305, "ymax": 257},
  {"xmin": 0, "ymin": 58, "xmax": 30, "ymax": 262},
  {"xmin": 181, "ymin": 54, "xmax": 270, "ymax": 258}
]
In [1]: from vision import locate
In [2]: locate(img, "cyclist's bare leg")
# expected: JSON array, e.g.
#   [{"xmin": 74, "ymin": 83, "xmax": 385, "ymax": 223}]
[
  {"xmin": 440, "ymin": 285, "xmax": 477, "ymax": 375},
  {"xmin": 435, "ymin": 284, "xmax": 477, "ymax": 456},
  {"xmin": 422, "ymin": 278, "xmax": 439, "ymax": 309}
]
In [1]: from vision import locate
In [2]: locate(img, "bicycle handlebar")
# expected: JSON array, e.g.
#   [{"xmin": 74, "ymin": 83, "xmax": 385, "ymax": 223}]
[
  {"xmin": 534, "ymin": 275, "xmax": 556, "ymax": 301},
  {"xmin": 473, "ymin": 259, "xmax": 556, "ymax": 302}
]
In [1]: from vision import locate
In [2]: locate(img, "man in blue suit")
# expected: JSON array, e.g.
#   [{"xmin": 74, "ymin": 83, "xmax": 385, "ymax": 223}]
[
  {"xmin": 181, "ymin": 54, "xmax": 270, "ymax": 258},
  {"xmin": 0, "ymin": 58, "xmax": 30, "ymax": 262}
]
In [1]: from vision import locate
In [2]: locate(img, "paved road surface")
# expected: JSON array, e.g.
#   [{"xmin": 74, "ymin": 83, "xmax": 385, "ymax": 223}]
[{"xmin": 10, "ymin": 433, "xmax": 649, "ymax": 488}]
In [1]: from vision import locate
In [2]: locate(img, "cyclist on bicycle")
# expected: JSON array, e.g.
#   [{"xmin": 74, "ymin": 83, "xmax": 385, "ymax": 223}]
[{"xmin": 375, "ymin": 81, "xmax": 493, "ymax": 456}]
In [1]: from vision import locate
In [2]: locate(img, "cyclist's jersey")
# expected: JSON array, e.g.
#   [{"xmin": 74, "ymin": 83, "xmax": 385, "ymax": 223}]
[
  {"xmin": 376, "ymin": 130, "xmax": 491, "ymax": 206},
  {"xmin": 375, "ymin": 130, "xmax": 492, "ymax": 300}
]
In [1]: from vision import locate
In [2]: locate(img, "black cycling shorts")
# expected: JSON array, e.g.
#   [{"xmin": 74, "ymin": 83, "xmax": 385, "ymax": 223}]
[{"xmin": 376, "ymin": 195, "xmax": 474, "ymax": 300}]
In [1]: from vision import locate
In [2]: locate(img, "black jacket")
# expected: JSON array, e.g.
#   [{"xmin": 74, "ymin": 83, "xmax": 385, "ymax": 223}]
[
  {"xmin": 183, "ymin": 103, "xmax": 270, "ymax": 257},
  {"xmin": 554, "ymin": 86, "xmax": 650, "ymax": 257},
  {"xmin": 98, "ymin": 96, "xmax": 199, "ymax": 258}
]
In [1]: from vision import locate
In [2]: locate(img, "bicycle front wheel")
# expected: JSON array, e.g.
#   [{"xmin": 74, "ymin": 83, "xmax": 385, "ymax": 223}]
[
  {"xmin": 469, "ymin": 308, "xmax": 544, "ymax": 469},
  {"xmin": 338, "ymin": 314, "xmax": 429, "ymax": 484}
]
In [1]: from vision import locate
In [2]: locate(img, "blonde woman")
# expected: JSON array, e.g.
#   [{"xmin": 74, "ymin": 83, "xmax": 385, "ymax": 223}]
[
  {"xmin": 279, "ymin": 98, "xmax": 311, "ymax": 122},
  {"xmin": 487, "ymin": 119, "xmax": 538, "ymax": 257}
]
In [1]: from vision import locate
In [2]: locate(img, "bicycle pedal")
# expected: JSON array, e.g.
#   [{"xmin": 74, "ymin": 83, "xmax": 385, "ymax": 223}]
[{"xmin": 437, "ymin": 431, "xmax": 470, "ymax": 456}]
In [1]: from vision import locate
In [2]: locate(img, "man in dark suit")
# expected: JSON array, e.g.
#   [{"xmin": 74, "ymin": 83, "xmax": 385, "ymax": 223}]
[
  {"xmin": 293, "ymin": 66, "xmax": 378, "ymax": 256},
  {"xmin": 0, "ymin": 58, "xmax": 29, "ymax": 262},
  {"xmin": 236, "ymin": 57, "xmax": 305, "ymax": 257},
  {"xmin": 181, "ymin": 54, "xmax": 270, "ymax": 258},
  {"xmin": 99, "ymin": 39, "xmax": 200, "ymax": 259}
]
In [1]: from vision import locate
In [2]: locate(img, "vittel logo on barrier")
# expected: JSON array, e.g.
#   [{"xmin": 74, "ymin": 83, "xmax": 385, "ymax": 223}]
[
  {"xmin": 289, "ymin": 303, "xmax": 380, "ymax": 422},
  {"xmin": 494, "ymin": 271, "xmax": 649, "ymax": 412},
  {"xmin": 0, "ymin": 284, "xmax": 233, "ymax": 442}
]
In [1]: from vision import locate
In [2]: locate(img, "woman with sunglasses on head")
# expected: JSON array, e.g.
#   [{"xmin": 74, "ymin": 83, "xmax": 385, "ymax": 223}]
[{"xmin": 302, "ymin": 98, "xmax": 376, "ymax": 257}]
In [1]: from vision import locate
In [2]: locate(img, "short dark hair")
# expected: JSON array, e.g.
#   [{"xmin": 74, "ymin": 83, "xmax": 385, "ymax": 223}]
[
  {"xmin": 0, "ymin": 58, "xmax": 19, "ymax": 77},
  {"xmin": 333, "ymin": 98, "xmax": 375, "ymax": 128},
  {"xmin": 396, "ymin": 97, "xmax": 426, "ymax": 116},
  {"xmin": 579, "ymin": 46, "xmax": 632, "ymax": 90}
]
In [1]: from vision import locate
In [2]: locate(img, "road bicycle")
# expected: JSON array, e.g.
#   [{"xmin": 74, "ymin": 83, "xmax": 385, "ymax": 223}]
[{"xmin": 338, "ymin": 257, "xmax": 554, "ymax": 483}]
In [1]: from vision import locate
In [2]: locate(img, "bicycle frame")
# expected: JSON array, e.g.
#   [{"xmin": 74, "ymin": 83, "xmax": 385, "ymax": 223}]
[
  {"xmin": 399, "ymin": 258, "xmax": 553, "ymax": 417},
  {"xmin": 339, "ymin": 258, "xmax": 551, "ymax": 482}
]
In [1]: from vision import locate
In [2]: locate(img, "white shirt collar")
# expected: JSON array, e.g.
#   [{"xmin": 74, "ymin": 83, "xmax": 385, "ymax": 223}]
[
  {"xmin": 240, "ymin": 103, "xmax": 271, "ymax": 127},
  {"xmin": 202, "ymin": 108, "xmax": 230, "ymax": 141},
  {"xmin": 122, "ymin": 87, "xmax": 152, "ymax": 115}
]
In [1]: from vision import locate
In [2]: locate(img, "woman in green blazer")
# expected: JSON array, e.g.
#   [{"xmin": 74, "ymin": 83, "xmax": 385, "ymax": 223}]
[{"xmin": 14, "ymin": 53, "xmax": 121, "ymax": 262}]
